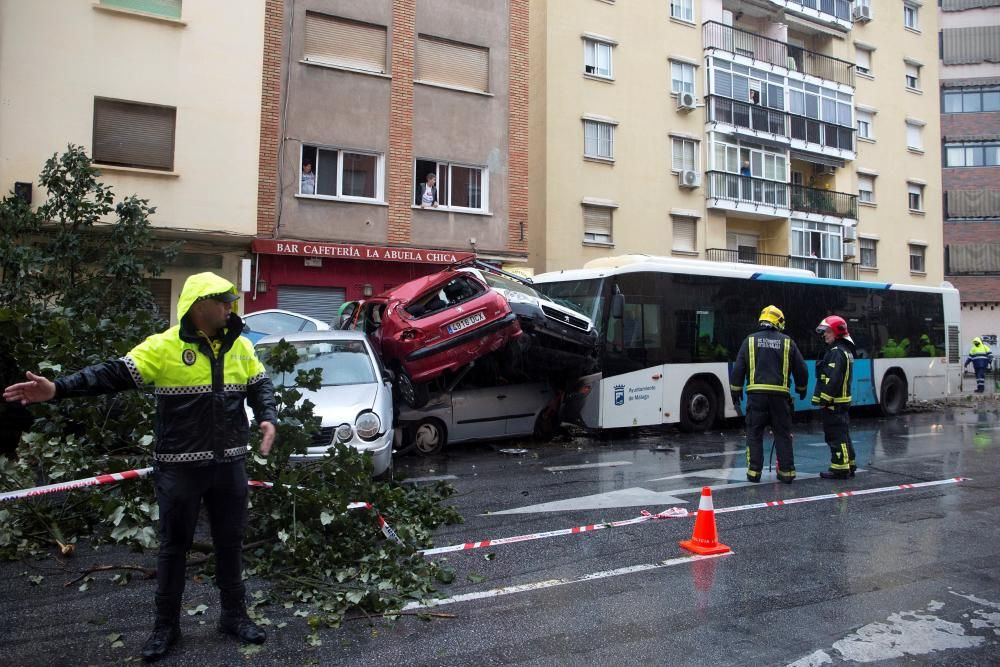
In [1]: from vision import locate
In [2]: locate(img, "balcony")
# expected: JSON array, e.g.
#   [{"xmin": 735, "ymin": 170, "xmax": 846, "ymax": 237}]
[
  {"xmin": 707, "ymin": 247, "xmax": 860, "ymax": 280},
  {"xmin": 790, "ymin": 183, "xmax": 857, "ymax": 220},
  {"xmin": 789, "ymin": 115, "xmax": 855, "ymax": 157},
  {"xmin": 703, "ymin": 21, "xmax": 855, "ymax": 88},
  {"xmin": 765, "ymin": 0, "xmax": 853, "ymax": 32},
  {"xmin": 706, "ymin": 95, "xmax": 789, "ymax": 141},
  {"xmin": 706, "ymin": 171, "xmax": 790, "ymax": 218}
]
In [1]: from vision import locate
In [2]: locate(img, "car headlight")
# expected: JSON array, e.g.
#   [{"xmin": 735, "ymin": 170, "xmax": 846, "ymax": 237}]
[
  {"xmin": 355, "ymin": 412, "xmax": 381, "ymax": 441},
  {"xmin": 335, "ymin": 423, "xmax": 354, "ymax": 443},
  {"xmin": 504, "ymin": 290, "xmax": 529, "ymax": 303}
]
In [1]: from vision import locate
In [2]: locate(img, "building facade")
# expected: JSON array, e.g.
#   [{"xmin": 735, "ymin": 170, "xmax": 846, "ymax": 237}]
[
  {"xmin": 529, "ymin": 0, "xmax": 943, "ymax": 288},
  {"xmin": 939, "ymin": 0, "xmax": 1000, "ymax": 351},
  {"xmin": 250, "ymin": 0, "xmax": 529, "ymax": 324},
  {"xmin": 0, "ymin": 0, "xmax": 266, "ymax": 322}
]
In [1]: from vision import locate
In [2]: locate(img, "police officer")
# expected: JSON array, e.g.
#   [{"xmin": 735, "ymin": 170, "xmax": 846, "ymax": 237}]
[
  {"xmin": 730, "ymin": 305, "xmax": 809, "ymax": 484},
  {"xmin": 813, "ymin": 315, "xmax": 856, "ymax": 479},
  {"xmin": 964, "ymin": 337, "xmax": 993, "ymax": 394},
  {"xmin": 3, "ymin": 272, "xmax": 277, "ymax": 662}
]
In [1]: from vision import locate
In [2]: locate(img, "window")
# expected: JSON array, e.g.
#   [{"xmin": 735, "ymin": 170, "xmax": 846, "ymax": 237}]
[
  {"xmin": 943, "ymin": 86, "xmax": 1000, "ymax": 113},
  {"xmin": 905, "ymin": 62, "xmax": 921, "ymax": 91},
  {"xmin": 858, "ymin": 174, "xmax": 875, "ymax": 204},
  {"xmin": 791, "ymin": 220, "xmax": 843, "ymax": 262},
  {"xmin": 860, "ymin": 238, "xmax": 878, "ymax": 269},
  {"xmin": 906, "ymin": 121, "xmax": 923, "ymax": 151},
  {"xmin": 583, "ymin": 204, "xmax": 613, "ymax": 243},
  {"xmin": 856, "ymin": 109, "xmax": 874, "ymax": 140},
  {"xmin": 584, "ymin": 120, "xmax": 615, "ymax": 160},
  {"xmin": 672, "ymin": 216, "xmax": 697, "ymax": 252},
  {"xmin": 670, "ymin": 60, "xmax": 696, "ymax": 95},
  {"xmin": 100, "ymin": 0, "xmax": 181, "ymax": 19},
  {"xmin": 415, "ymin": 35, "xmax": 489, "ymax": 93},
  {"xmin": 671, "ymin": 137, "xmax": 698, "ymax": 172},
  {"xmin": 908, "ymin": 182, "xmax": 924, "ymax": 211},
  {"xmin": 670, "ymin": 0, "xmax": 694, "ymax": 22},
  {"xmin": 93, "ymin": 98, "xmax": 176, "ymax": 171},
  {"xmin": 301, "ymin": 145, "xmax": 382, "ymax": 201},
  {"xmin": 303, "ymin": 13, "xmax": 387, "ymax": 74},
  {"xmin": 909, "ymin": 244, "xmax": 926, "ymax": 273},
  {"xmin": 944, "ymin": 142, "xmax": 1000, "ymax": 167},
  {"xmin": 413, "ymin": 159, "xmax": 486, "ymax": 211},
  {"xmin": 903, "ymin": 3, "xmax": 919, "ymax": 30},
  {"xmin": 727, "ymin": 232, "xmax": 759, "ymax": 263},
  {"xmin": 855, "ymin": 46, "xmax": 873, "ymax": 76},
  {"xmin": 584, "ymin": 38, "xmax": 614, "ymax": 79}
]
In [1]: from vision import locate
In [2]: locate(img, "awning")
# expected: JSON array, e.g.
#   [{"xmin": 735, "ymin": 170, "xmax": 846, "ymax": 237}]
[
  {"xmin": 251, "ymin": 239, "xmax": 474, "ymax": 265},
  {"xmin": 789, "ymin": 150, "xmax": 846, "ymax": 168}
]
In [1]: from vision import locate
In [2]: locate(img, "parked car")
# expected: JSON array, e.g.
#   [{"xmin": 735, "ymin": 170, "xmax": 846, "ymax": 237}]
[
  {"xmin": 398, "ymin": 380, "xmax": 558, "ymax": 455},
  {"xmin": 342, "ymin": 269, "xmax": 522, "ymax": 409},
  {"xmin": 253, "ymin": 330, "xmax": 394, "ymax": 478},
  {"xmin": 242, "ymin": 308, "xmax": 330, "ymax": 344}
]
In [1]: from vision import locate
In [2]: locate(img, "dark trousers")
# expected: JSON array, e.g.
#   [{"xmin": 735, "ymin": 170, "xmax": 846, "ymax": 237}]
[
  {"xmin": 153, "ymin": 460, "xmax": 249, "ymax": 622},
  {"xmin": 745, "ymin": 393, "xmax": 794, "ymax": 477},
  {"xmin": 974, "ymin": 366, "xmax": 986, "ymax": 392},
  {"xmin": 821, "ymin": 406, "xmax": 855, "ymax": 471}
]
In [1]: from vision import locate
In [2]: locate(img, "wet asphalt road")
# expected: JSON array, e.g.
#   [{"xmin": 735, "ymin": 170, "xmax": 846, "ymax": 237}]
[{"xmin": 3, "ymin": 402, "xmax": 1000, "ymax": 666}]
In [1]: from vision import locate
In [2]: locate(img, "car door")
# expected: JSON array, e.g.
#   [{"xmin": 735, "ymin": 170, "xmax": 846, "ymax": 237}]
[
  {"xmin": 500, "ymin": 383, "xmax": 552, "ymax": 437},
  {"xmin": 449, "ymin": 385, "xmax": 511, "ymax": 443}
]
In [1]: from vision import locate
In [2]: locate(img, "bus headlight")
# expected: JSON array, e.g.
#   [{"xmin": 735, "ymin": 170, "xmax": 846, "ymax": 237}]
[{"xmin": 355, "ymin": 412, "xmax": 381, "ymax": 441}]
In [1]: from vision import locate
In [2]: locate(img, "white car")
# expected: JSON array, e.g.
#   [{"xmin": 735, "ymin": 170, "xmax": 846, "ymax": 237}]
[
  {"xmin": 243, "ymin": 309, "xmax": 331, "ymax": 344},
  {"xmin": 253, "ymin": 330, "xmax": 394, "ymax": 478}
]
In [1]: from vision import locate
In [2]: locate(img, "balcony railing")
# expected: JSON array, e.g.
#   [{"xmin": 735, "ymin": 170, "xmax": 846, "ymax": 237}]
[
  {"xmin": 707, "ymin": 247, "xmax": 860, "ymax": 280},
  {"xmin": 706, "ymin": 95, "xmax": 788, "ymax": 137},
  {"xmin": 703, "ymin": 21, "xmax": 855, "ymax": 88},
  {"xmin": 706, "ymin": 171, "xmax": 789, "ymax": 209},
  {"xmin": 789, "ymin": 115, "xmax": 855, "ymax": 152},
  {"xmin": 790, "ymin": 184, "xmax": 857, "ymax": 219},
  {"xmin": 778, "ymin": 0, "xmax": 852, "ymax": 23}
]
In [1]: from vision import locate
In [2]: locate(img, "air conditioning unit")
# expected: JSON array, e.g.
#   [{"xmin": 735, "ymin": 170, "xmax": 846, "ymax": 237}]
[
  {"xmin": 679, "ymin": 170, "xmax": 701, "ymax": 188},
  {"xmin": 814, "ymin": 164, "xmax": 836, "ymax": 177},
  {"xmin": 843, "ymin": 240, "xmax": 858, "ymax": 258},
  {"xmin": 852, "ymin": 5, "xmax": 872, "ymax": 22},
  {"xmin": 677, "ymin": 92, "xmax": 698, "ymax": 112},
  {"xmin": 843, "ymin": 225, "xmax": 857, "ymax": 241}
]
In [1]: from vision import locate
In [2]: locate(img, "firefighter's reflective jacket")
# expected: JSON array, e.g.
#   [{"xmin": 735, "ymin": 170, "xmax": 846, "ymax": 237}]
[
  {"xmin": 812, "ymin": 338, "xmax": 855, "ymax": 406},
  {"xmin": 730, "ymin": 327, "xmax": 808, "ymax": 397}
]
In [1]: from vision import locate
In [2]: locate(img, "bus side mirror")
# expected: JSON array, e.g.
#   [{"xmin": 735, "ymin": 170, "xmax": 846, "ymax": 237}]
[{"xmin": 611, "ymin": 293, "xmax": 624, "ymax": 319}]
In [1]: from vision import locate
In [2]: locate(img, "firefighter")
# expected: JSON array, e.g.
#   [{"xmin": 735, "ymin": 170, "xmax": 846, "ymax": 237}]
[
  {"xmin": 730, "ymin": 305, "xmax": 809, "ymax": 484},
  {"xmin": 964, "ymin": 337, "xmax": 994, "ymax": 394},
  {"xmin": 813, "ymin": 315, "xmax": 856, "ymax": 479}
]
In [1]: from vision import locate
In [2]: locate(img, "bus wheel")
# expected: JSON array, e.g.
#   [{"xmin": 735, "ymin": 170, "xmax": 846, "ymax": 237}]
[
  {"xmin": 679, "ymin": 379, "xmax": 718, "ymax": 432},
  {"xmin": 880, "ymin": 374, "xmax": 907, "ymax": 416}
]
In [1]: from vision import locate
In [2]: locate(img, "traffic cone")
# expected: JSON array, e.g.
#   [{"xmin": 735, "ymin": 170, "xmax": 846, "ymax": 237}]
[{"xmin": 679, "ymin": 487, "xmax": 731, "ymax": 556}]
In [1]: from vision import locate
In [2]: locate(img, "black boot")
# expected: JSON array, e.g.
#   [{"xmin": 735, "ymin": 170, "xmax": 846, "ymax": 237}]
[
  {"xmin": 820, "ymin": 470, "xmax": 850, "ymax": 480},
  {"xmin": 142, "ymin": 595, "xmax": 181, "ymax": 663},
  {"xmin": 777, "ymin": 471, "xmax": 795, "ymax": 485},
  {"xmin": 219, "ymin": 590, "xmax": 267, "ymax": 645}
]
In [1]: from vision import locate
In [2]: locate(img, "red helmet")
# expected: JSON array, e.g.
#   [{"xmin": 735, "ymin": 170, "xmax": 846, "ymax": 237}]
[{"xmin": 816, "ymin": 315, "xmax": 849, "ymax": 338}]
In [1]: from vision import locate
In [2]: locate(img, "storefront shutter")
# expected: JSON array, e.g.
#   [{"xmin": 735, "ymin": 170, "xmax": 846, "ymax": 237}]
[
  {"xmin": 93, "ymin": 98, "xmax": 176, "ymax": 170},
  {"xmin": 277, "ymin": 286, "xmax": 346, "ymax": 327},
  {"xmin": 304, "ymin": 13, "xmax": 387, "ymax": 73},
  {"xmin": 416, "ymin": 36, "xmax": 489, "ymax": 92}
]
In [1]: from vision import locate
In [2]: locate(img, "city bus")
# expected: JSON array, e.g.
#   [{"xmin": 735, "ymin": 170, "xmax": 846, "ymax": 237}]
[{"xmin": 532, "ymin": 255, "xmax": 961, "ymax": 432}]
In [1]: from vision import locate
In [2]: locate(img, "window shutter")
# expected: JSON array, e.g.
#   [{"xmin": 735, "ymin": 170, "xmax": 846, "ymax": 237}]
[
  {"xmin": 672, "ymin": 217, "xmax": 696, "ymax": 252},
  {"xmin": 93, "ymin": 98, "xmax": 176, "ymax": 170},
  {"xmin": 416, "ymin": 36, "xmax": 489, "ymax": 92},
  {"xmin": 906, "ymin": 123, "xmax": 921, "ymax": 149},
  {"xmin": 304, "ymin": 13, "xmax": 387, "ymax": 73},
  {"xmin": 855, "ymin": 48, "xmax": 871, "ymax": 71},
  {"xmin": 583, "ymin": 205, "xmax": 612, "ymax": 236}
]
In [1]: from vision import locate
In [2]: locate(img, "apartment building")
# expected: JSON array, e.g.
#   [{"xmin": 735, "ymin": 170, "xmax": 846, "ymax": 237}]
[
  {"xmin": 0, "ymin": 0, "xmax": 266, "ymax": 322},
  {"xmin": 249, "ymin": 0, "xmax": 528, "ymax": 323},
  {"xmin": 939, "ymin": 0, "xmax": 1000, "ymax": 350},
  {"xmin": 529, "ymin": 0, "xmax": 943, "ymax": 287}
]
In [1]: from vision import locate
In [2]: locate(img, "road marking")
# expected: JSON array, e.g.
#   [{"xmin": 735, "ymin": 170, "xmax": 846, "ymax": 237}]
[
  {"xmin": 544, "ymin": 461, "xmax": 633, "ymax": 472},
  {"xmin": 404, "ymin": 553, "xmax": 731, "ymax": 610},
  {"xmin": 686, "ymin": 451, "xmax": 742, "ymax": 458},
  {"xmin": 403, "ymin": 475, "xmax": 458, "ymax": 483},
  {"xmin": 490, "ymin": 488, "xmax": 689, "ymax": 514}
]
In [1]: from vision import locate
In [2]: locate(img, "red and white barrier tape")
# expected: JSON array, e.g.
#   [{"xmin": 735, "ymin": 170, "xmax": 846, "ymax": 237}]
[{"xmin": 419, "ymin": 477, "xmax": 969, "ymax": 556}]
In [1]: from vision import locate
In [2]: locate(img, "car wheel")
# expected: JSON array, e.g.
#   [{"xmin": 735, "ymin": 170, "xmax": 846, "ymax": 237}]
[
  {"xmin": 396, "ymin": 370, "xmax": 430, "ymax": 409},
  {"xmin": 880, "ymin": 373, "xmax": 907, "ymax": 416},
  {"xmin": 413, "ymin": 419, "xmax": 446, "ymax": 456},
  {"xmin": 679, "ymin": 379, "xmax": 718, "ymax": 433}
]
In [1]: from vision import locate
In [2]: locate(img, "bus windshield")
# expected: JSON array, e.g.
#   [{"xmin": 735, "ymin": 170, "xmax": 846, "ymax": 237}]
[{"xmin": 534, "ymin": 278, "xmax": 605, "ymax": 324}]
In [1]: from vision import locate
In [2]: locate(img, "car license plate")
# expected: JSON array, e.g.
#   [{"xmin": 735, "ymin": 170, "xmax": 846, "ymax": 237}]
[{"xmin": 447, "ymin": 311, "xmax": 486, "ymax": 334}]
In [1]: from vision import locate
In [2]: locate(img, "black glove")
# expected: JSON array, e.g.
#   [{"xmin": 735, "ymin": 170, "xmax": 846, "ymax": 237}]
[
  {"xmin": 797, "ymin": 388, "xmax": 807, "ymax": 401},
  {"xmin": 731, "ymin": 391, "xmax": 742, "ymax": 407}
]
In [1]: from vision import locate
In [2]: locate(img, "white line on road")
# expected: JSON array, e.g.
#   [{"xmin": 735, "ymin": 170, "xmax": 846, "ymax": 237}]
[
  {"xmin": 404, "ymin": 553, "xmax": 731, "ymax": 610},
  {"xmin": 686, "ymin": 451, "xmax": 742, "ymax": 458},
  {"xmin": 544, "ymin": 461, "xmax": 633, "ymax": 472},
  {"xmin": 899, "ymin": 426, "xmax": 1000, "ymax": 439},
  {"xmin": 403, "ymin": 475, "xmax": 459, "ymax": 483}
]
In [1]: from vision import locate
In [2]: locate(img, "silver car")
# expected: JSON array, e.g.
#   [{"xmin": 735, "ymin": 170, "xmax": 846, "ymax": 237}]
[{"xmin": 254, "ymin": 331, "xmax": 394, "ymax": 477}]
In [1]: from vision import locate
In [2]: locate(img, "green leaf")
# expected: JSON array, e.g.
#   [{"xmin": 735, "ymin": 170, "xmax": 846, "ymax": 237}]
[
  {"xmin": 345, "ymin": 591, "xmax": 364, "ymax": 604},
  {"xmin": 186, "ymin": 604, "xmax": 208, "ymax": 616},
  {"xmin": 28, "ymin": 575, "xmax": 43, "ymax": 586},
  {"xmin": 239, "ymin": 644, "xmax": 263, "ymax": 657},
  {"xmin": 466, "ymin": 574, "xmax": 486, "ymax": 584},
  {"xmin": 319, "ymin": 511, "xmax": 334, "ymax": 526}
]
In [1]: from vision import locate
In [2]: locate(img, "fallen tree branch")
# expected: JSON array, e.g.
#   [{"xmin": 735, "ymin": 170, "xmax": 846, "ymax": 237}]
[
  {"xmin": 64, "ymin": 564, "xmax": 156, "ymax": 587},
  {"xmin": 343, "ymin": 610, "xmax": 456, "ymax": 622}
]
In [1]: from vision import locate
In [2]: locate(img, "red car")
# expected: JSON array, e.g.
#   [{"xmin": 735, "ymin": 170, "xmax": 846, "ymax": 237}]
[{"xmin": 345, "ymin": 269, "xmax": 521, "ymax": 408}]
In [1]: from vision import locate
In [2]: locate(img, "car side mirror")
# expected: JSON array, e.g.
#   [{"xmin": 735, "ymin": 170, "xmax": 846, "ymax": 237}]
[
  {"xmin": 611, "ymin": 293, "xmax": 625, "ymax": 320},
  {"xmin": 382, "ymin": 368, "xmax": 396, "ymax": 384}
]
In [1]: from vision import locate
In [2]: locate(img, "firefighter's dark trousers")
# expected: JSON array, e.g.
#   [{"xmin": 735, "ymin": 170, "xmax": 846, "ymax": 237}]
[
  {"xmin": 152, "ymin": 460, "xmax": 249, "ymax": 624},
  {"xmin": 821, "ymin": 405, "xmax": 856, "ymax": 472},
  {"xmin": 745, "ymin": 393, "xmax": 795, "ymax": 481}
]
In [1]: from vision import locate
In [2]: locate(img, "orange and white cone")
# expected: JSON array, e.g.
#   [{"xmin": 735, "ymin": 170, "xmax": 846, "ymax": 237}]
[{"xmin": 679, "ymin": 487, "xmax": 731, "ymax": 556}]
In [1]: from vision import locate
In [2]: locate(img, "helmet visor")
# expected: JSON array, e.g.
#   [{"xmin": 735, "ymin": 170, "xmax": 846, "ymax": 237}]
[{"xmin": 816, "ymin": 324, "xmax": 830, "ymax": 335}]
